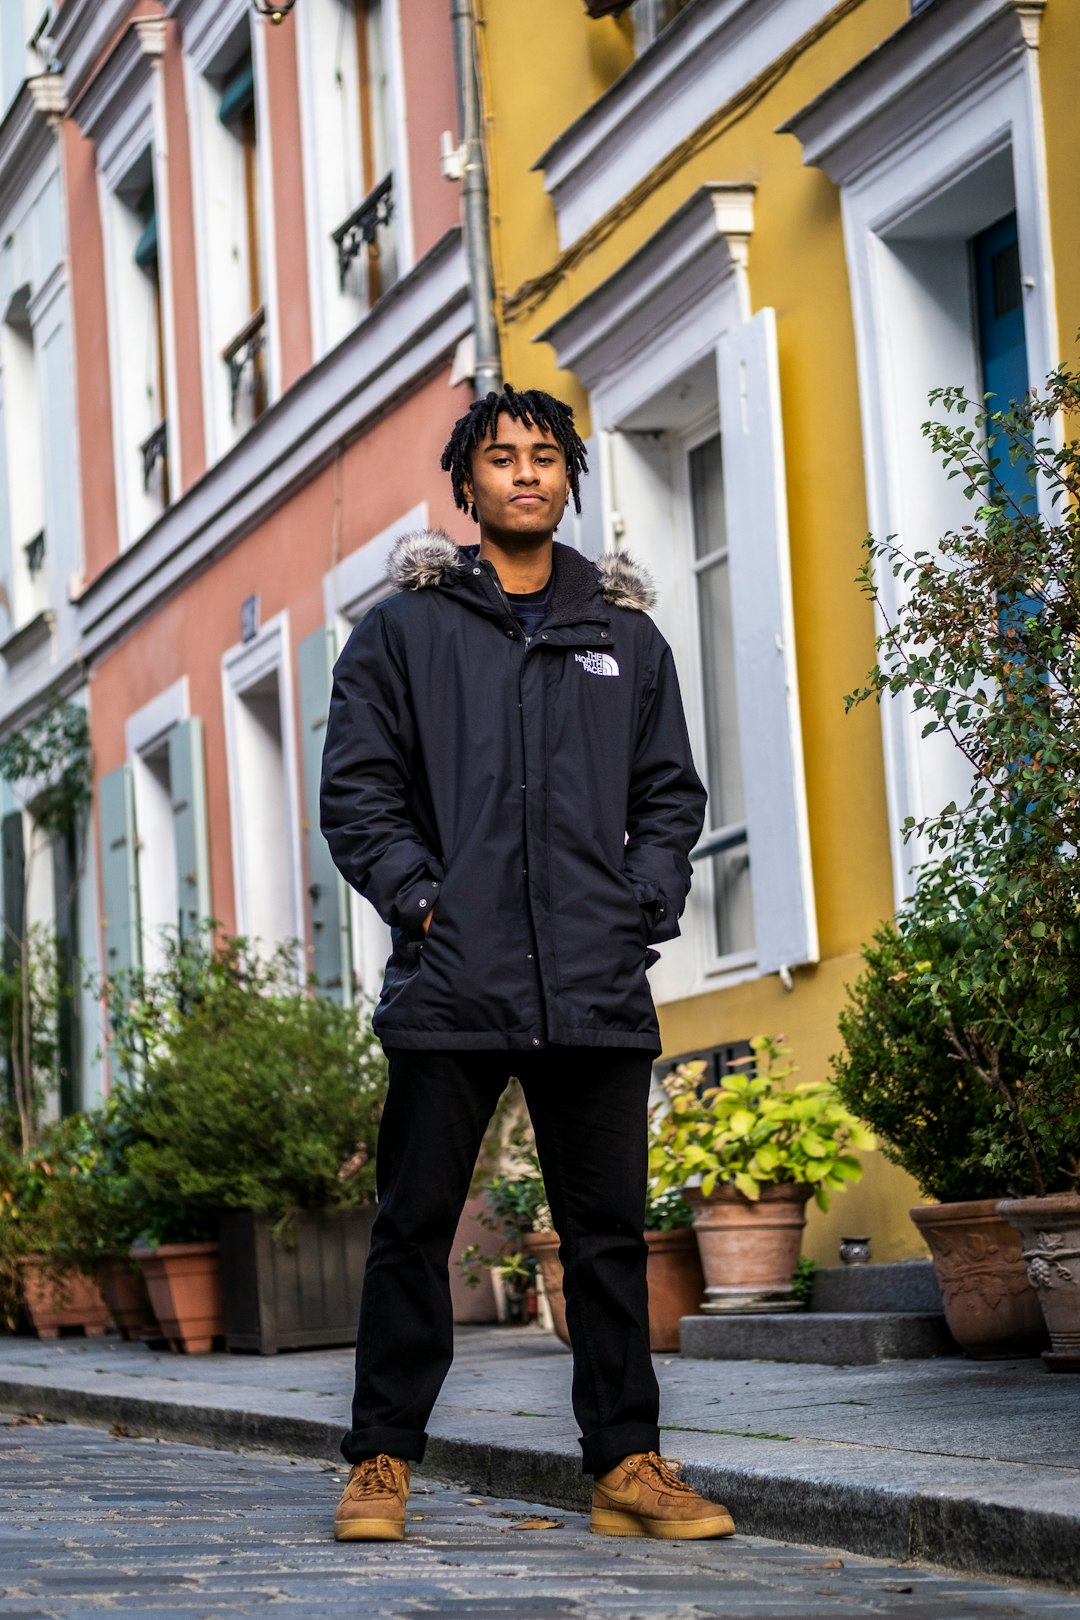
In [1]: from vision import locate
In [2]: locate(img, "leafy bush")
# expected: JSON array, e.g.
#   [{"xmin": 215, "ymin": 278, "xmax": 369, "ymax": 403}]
[
  {"xmin": 648, "ymin": 1036, "xmax": 874, "ymax": 1211},
  {"xmin": 107, "ymin": 935, "xmax": 387, "ymax": 1238},
  {"xmin": 831, "ymin": 918, "xmax": 1035, "ymax": 1202},
  {"xmin": 846, "ymin": 362, "xmax": 1080, "ymax": 1191}
]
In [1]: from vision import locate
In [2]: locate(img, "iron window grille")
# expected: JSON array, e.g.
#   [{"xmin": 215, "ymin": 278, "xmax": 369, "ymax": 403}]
[
  {"xmin": 331, "ymin": 173, "xmax": 394, "ymax": 295},
  {"xmin": 25, "ymin": 531, "xmax": 45, "ymax": 578},
  {"xmin": 140, "ymin": 421, "xmax": 168, "ymax": 493},
  {"xmin": 223, "ymin": 307, "xmax": 268, "ymax": 423}
]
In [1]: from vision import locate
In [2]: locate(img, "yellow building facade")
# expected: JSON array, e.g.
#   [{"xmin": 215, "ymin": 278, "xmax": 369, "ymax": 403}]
[{"xmin": 473, "ymin": 0, "xmax": 1076, "ymax": 1261}]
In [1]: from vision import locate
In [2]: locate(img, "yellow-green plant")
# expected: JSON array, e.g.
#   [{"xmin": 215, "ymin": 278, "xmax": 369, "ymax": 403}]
[{"xmin": 648, "ymin": 1036, "xmax": 875, "ymax": 1211}]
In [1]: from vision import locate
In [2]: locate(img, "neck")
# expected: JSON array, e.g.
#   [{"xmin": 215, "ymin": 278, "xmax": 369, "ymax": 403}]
[{"xmin": 479, "ymin": 534, "xmax": 554, "ymax": 594}]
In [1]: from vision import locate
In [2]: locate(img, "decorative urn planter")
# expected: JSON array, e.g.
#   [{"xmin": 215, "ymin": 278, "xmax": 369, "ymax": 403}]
[
  {"xmin": 129, "ymin": 1242, "xmax": 224, "ymax": 1354},
  {"xmin": 522, "ymin": 1228, "xmax": 704, "ymax": 1352},
  {"xmin": 909, "ymin": 1199, "xmax": 1046, "ymax": 1358},
  {"xmin": 686, "ymin": 1182, "xmax": 813, "ymax": 1314},
  {"xmin": 96, "ymin": 1255, "xmax": 157, "ymax": 1342},
  {"xmin": 20, "ymin": 1258, "xmax": 110, "ymax": 1339},
  {"xmin": 996, "ymin": 1194, "xmax": 1080, "ymax": 1372}
]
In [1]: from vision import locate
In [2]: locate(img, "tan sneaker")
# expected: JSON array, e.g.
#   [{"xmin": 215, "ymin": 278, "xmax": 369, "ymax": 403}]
[
  {"xmin": 591, "ymin": 1452, "xmax": 735, "ymax": 1540},
  {"xmin": 333, "ymin": 1454, "xmax": 411, "ymax": 1541}
]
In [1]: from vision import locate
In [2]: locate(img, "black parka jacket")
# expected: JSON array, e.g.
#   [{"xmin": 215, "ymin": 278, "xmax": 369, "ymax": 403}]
[{"xmin": 320, "ymin": 532, "xmax": 707, "ymax": 1053}]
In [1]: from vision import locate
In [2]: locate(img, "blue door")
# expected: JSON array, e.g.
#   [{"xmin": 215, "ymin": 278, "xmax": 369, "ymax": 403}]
[{"xmin": 971, "ymin": 211, "xmax": 1030, "ymax": 513}]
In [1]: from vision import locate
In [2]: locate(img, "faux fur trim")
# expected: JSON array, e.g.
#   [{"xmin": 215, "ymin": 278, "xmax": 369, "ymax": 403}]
[
  {"xmin": 595, "ymin": 550, "xmax": 656, "ymax": 613},
  {"xmin": 387, "ymin": 530, "xmax": 462, "ymax": 590}
]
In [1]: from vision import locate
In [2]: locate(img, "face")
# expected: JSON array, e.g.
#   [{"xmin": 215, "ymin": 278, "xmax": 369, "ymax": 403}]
[{"xmin": 463, "ymin": 413, "xmax": 571, "ymax": 543}]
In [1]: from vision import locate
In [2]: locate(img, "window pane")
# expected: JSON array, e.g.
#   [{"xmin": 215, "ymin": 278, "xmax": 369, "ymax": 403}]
[
  {"xmin": 689, "ymin": 431, "xmax": 726, "ymax": 561},
  {"xmin": 696, "ymin": 556, "xmax": 744, "ymax": 828},
  {"xmin": 713, "ymin": 839, "xmax": 754, "ymax": 959}
]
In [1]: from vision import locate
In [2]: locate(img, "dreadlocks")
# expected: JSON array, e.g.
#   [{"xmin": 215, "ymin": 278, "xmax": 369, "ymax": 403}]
[{"xmin": 440, "ymin": 383, "xmax": 589, "ymax": 520}]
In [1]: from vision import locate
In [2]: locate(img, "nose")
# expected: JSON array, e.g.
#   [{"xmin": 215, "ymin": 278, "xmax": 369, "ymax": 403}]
[{"xmin": 514, "ymin": 461, "xmax": 539, "ymax": 485}]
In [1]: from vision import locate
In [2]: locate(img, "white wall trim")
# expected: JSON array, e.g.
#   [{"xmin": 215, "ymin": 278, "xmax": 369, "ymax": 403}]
[
  {"xmin": 166, "ymin": 0, "xmax": 250, "ymax": 78},
  {"xmin": 250, "ymin": 18, "xmax": 281, "ymax": 405},
  {"xmin": 536, "ymin": 0, "xmax": 832, "ymax": 250},
  {"xmin": 779, "ymin": 0, "xmax": 1044, "ymax": 186},
  {"xmin": 68, "ymin": 23, "xmax": 158, "ymax": 190},
  {"xmin": 539, "ymin": 185, "xmax": 754, "ymax": 428},
  {"xmin": 322, "ymin": 500, "xmax": 427, "ymax": 623},
  {"xmin": 52, "ymin": 0, "xmax": 133, "ymax": 104},
  {"xmin": 124, "ymin": 675, "xmax": 189, "ymax": 760},
  {"xmin": 220, "ymin": 608, "xmax": 305, "ymax": 952},
  {"xmin": 76, "ymin": 228, "xmax": 468, "ymax": 661},
  {"xmin": 784, "ymin": 0, "xmax": 1055, "ymax": 907},
  {"xmin": 384, "ymin": 0, "xmax": 414, "ymax": 275}
]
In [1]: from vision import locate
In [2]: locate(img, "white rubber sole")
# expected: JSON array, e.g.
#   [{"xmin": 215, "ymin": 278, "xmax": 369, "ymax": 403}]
[{"xmin": 590, "ymin": 1506, "xmax": 736, "ymax": 1540}]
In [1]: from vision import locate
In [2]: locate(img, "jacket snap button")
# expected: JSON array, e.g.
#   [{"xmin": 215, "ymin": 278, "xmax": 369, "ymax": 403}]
[
  {"xmin": 527, "ymin": 953, "xmax": 533, "ymax": 960},
  {"xmin": 473, "ymin": 567, "xmax": 481, "ymax": 575},
  {"xmin": 600, "ymin": 631, "xmax": 608, "ymax": 638},
  {"xmin": 418, "ymin": 899, "xmax": 427, "ymax": 908},
  {"xmin": 531, "ymin": 1039, "xmax": 540, "ymax": 1047},
  {"xmin": 507, "ymin": 630, "xmax": 514, "ymax": 637}
]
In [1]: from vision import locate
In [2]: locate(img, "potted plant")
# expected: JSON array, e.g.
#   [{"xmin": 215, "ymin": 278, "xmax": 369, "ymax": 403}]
[
  {"xmin": 460, "ymin": 1155, "xmax": 548, "ymax": 1328},
  {"xmin": 832, "ymin": 916, "xmax": 1048, "ymax": 1356},
  {"xmin": 0, "ymin": 1119, "xmax": 110, "ymax": 1340},
  {"xmin": 846, "ymin": 362, "xmax": 1080, "ymax": 1365},
  {"xmin": 649, "ymin": 1037, "xmax": 872, "ymax": 1314},
  {"xmin": 111, "ymin": 933, "xmax": 388, "ymax": 1355}
]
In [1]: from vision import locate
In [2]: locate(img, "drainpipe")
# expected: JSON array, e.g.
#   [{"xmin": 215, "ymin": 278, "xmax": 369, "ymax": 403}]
[{"xmin": 449, "ymin": 0, "xmax": 502, "ymax": 398}]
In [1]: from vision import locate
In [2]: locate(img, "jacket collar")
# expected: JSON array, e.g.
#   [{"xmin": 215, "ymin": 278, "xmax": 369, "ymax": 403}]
[{"xmin": 386, "ymin": 530, "xmax": 656, "ymax": 621}]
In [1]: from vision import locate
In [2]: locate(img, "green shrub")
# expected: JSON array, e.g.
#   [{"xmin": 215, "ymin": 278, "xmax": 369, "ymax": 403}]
[
  {"xmin": 830, "ymin": 918, "xmax": 1036, "ymax": 1203},
  {"xmin": 110, "ymin": 935, "xmax": 386, "ymax": 1238}
]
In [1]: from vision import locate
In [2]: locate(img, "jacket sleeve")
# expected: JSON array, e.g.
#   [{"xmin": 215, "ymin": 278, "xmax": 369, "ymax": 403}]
[
  {"xmin": 320, "ymin": 607, "xmax": 442, "ymax": 938},
  {"xmin": 623, "ymin": 640, "xmax": 708, "ymax": 945}
]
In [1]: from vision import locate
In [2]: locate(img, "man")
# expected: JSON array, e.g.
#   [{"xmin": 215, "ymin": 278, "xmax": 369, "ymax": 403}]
[{"xmin": 321, "ymin": 384, "xmax": 734, "ymax": 1543}]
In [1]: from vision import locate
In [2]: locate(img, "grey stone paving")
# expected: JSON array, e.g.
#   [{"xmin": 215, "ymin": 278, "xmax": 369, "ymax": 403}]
[
  {"xmin": 1, "ymin": 1329, "xmax": 1079, "ymax": 1588},
  {"xmin": 1, "ymin": 1416, "xmax": 1076, "ymax": 1620}
]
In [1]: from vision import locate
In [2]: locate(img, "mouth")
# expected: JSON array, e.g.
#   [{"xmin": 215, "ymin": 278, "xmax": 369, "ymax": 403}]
[{"xmin": 510, "ymin": 495, "xmax": 546, "ymax": 506}]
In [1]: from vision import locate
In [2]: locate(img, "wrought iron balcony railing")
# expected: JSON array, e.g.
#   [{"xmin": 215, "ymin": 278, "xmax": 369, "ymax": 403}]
[
  {"xmin": 223, "ymin": 307, "xmax": 268, "ymax": 423},
  {"xmin": 331, "ymin": 173, "xmax": 394, "ymax": 294},
  {"xmin": 140, "ymin": 421, "xmax": 168, "ymax": 494}
]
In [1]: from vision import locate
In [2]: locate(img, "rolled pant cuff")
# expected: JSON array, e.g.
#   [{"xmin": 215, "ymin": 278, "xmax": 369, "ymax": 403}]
[
  {"xmin": 580, "ymin": 1422, "xmax": 661, "ymax": 1477},
  {"xmin": 340, "ymin": 1426, "xmax": 427, "ymax": 1466}
]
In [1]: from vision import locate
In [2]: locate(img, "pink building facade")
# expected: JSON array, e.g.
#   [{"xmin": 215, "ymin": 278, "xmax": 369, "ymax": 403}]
[{"xmin": 9, "ymin": 0, "xmax": 475, "ymax": 1102}]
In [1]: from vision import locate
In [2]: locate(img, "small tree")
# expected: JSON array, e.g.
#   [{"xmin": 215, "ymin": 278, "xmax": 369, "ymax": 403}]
[
  {"xmin": 0, "ymin": 704, "xmax": 91, "ymax": 1152},
  {"xmin": 847, "ymin": 361, "xmax": 1080, "ymax": 1192}
]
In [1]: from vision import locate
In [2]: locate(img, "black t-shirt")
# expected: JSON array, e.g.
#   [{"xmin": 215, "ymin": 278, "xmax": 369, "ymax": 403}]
[{"xmin": 506, "ymin": 580, "xmax": 552, "ymax": 641}]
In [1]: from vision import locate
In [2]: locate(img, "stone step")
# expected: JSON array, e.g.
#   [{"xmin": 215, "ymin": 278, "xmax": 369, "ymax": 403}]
[
  {"xmin": 680, "ymin": 1310, "xmax": 957, "ymax": 1365},
  {"xmin": 810, "ymin": 1260, "xmax": 941, "ymax": 1314}
]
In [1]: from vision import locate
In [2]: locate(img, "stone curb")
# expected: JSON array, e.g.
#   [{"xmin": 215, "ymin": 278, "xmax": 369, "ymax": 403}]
[{"xmin": 2, "ymin": 1376, "xmax": 1078, "ymax": 1591}]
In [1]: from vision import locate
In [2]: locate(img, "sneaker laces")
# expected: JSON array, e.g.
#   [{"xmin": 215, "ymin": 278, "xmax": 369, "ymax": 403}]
[
  {"xmin": 633, "ymin": 1452, "xmax": 695, "ymax": 1494},
  {"xmin": 346, "ymin": 1454, "xmax": 403, "ymax": 1499}
]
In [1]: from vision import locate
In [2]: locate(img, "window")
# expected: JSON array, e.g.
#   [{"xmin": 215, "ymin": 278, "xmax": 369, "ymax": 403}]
[
  {"xmin": 298, "ymin": 0, "xmax": 400, "ymax": 357},
  {"xmin": 541, "ymin": 186, "xmax": 817, "ymax": 994},
  {"xmin": 222, "ymin": 616, "xmax": 304, "ymax": 959},
  {"xmin": 782, "ymin": 2, "xmax": 1056, "ymax": 902},
  {"xmin": 0, "ymin": 287, "xmax": 47, "ymax": 628},
  {"xmin": 103, "ymin": 153, "xmax": 172, "ymax": 543},
  {"xmin": 218, "ymin": 52, "xmax": 267, "ymax": 426},
  {"xmin": 687, "ymin": 431, "xmax": 753, "ymax": 963}
]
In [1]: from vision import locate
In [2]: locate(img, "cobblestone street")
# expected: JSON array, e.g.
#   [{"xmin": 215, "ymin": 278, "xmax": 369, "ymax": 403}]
[{"xmin": 1, "ymin": 1416, "xmax": 1075, "ymax": 1620}]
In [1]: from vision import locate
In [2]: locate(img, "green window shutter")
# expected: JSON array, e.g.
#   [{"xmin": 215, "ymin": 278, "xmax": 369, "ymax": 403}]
[
  {"xmin": 99, "ymin": 765, "xmax": 141, "ymax": 978},
  {"xmin": 1, "ymin": 809, "xmax": 25, "ymax": 981},
  {"xmin": 298, "ymin": 626, "xmax": 353, "ymax": 1003},
  {"xmin": 52, "ymin": 827, "xmax": 81, "ymax": 1116},
  {"xmin": 169, "ymin": 718, "xmax": 212, "ymax": 942}
]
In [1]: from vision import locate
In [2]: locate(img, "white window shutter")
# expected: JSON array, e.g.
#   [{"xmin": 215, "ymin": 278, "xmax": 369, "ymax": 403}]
[
  {"xmin": 716, "ymin": 308, "xmax": 818, "ymax": 973},
  {"xmin": 169, "ymin": 718, "xmax": 212, "ymax": 941}
]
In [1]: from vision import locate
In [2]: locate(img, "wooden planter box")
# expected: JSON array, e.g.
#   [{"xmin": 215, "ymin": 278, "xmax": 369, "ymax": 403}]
[{"xmin": 218, "ymin": 1205, "xmax": 375, "ymax": 1354}]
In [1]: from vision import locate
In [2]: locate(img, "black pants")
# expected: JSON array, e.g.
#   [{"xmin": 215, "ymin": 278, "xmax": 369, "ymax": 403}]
[{"xmin": 342, "ymin": 1046, "xmax": 660, "ymax": 1476}]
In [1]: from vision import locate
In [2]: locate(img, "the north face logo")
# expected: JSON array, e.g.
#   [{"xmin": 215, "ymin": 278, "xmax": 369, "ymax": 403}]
[{"xmin": 576, "ymin": 651, "xmax": 620, "ymax": 678}]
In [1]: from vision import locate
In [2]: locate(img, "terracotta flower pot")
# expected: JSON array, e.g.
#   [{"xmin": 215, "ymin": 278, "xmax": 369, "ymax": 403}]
[
  {"xmin": 643, "ymin": 1228, "xmax": 705, "ymax": 1352},
  {"xmin": 997, "ymin": 1194, "xmax": 1080, "ymax": 1372},
  {"xmin": 686, "ymin": 1182, "xmax": 813, "ymax": 1314},
  {"xmin": 910, "ymin": 1199, "xmax": 1046, "ymax": 1358},
  {"xmin": 20, "ymin": 1258, "xmax": 110, "ymax": 1339},
  {"xmin": 129, "ymin": 1242, "xmax": 223, "ymax": 1354},
  {"xmin": 522, "ymin": 1231, "xmax": 569, "ymax": 1345},
  {"xmin": 96, "ymin": 1254, "xmax": 158, "ymax": 1342},
  {"xmin": 524, "ymin": 1227, "xmax": 706, "ymax": 1352}
]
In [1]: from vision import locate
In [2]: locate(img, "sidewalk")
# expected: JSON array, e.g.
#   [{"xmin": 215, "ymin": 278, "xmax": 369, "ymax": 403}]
[{"xmin": 0, "ymin": 1326, "xmax": 1076, "ymax": 1591}]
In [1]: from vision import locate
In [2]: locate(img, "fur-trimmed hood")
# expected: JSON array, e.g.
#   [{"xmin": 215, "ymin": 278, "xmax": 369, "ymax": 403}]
[{"xmin": 386, "ymin": 529, "xmax": 656, "ymax": 613}]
